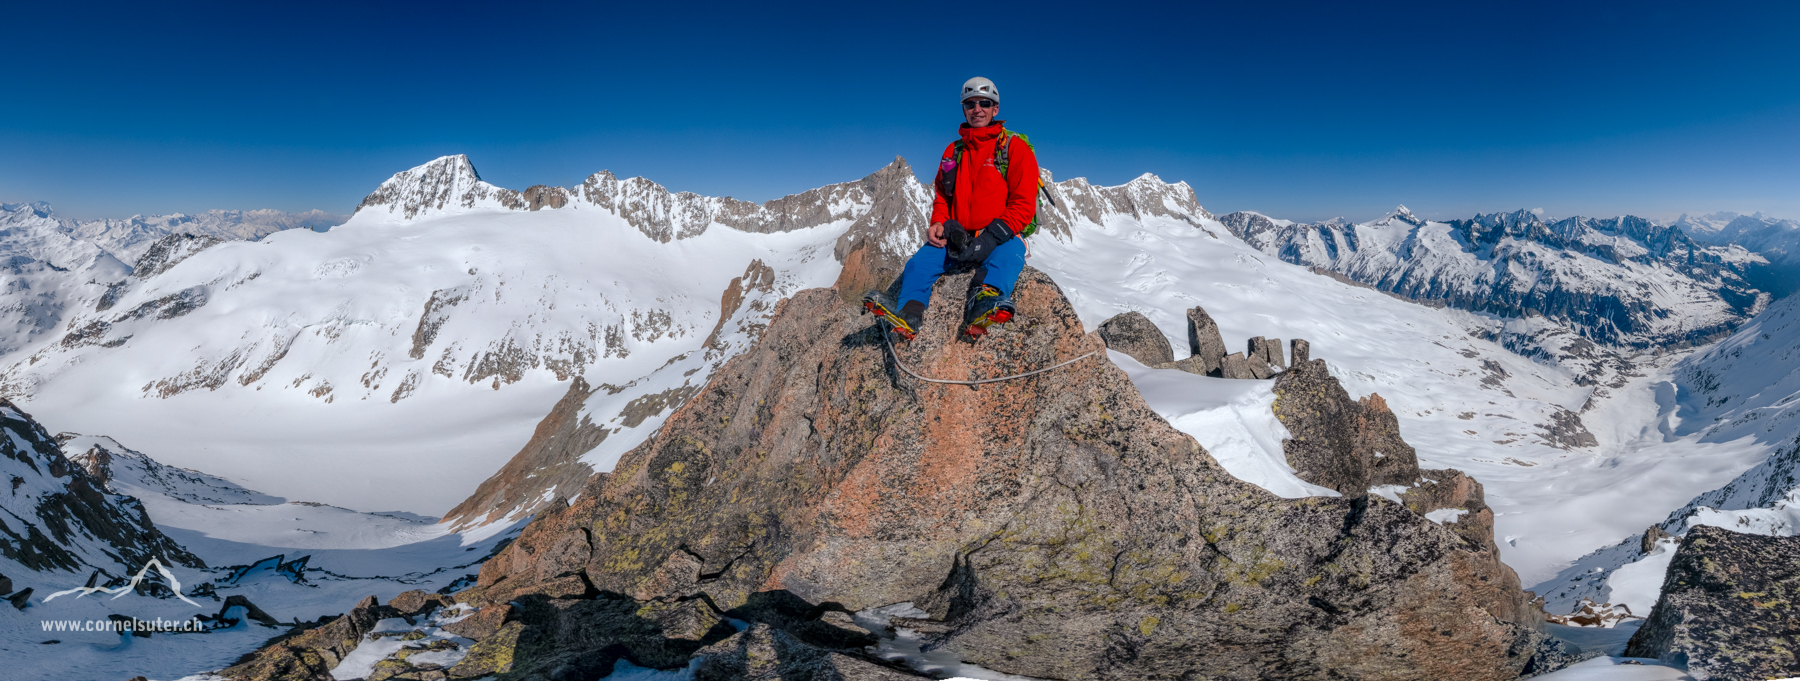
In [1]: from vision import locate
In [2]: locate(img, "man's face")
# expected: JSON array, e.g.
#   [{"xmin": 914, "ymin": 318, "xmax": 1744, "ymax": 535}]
[{"xmin": 963, "ymin": 98, "xmax": 997, "ymax": 127}]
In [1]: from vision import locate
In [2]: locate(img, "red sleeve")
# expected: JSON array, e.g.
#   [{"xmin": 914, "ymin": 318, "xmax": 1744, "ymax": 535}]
[
  {"xmin": 929, "ymin": 142, "xmax": 956, "ymax": 225},
  {"xmin": 998, "ymin": 137, "xmax": 1038, "ymax": 234}
]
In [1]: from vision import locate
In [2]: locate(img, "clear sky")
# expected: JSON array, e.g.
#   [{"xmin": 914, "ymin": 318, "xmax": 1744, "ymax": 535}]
[{"xmin": 4, "ymin": 0, "xmax": 1799, "ymax": 223}]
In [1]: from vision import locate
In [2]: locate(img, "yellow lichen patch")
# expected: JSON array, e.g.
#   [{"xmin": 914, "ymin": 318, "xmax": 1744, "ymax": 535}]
[
  {"xmin": 1138, "ymin": 615, "xmax": 1160, "ymax": 637},
  {"xmin": 1224, "ymin": 602, "xmax": 1241, "ymax": 614}
]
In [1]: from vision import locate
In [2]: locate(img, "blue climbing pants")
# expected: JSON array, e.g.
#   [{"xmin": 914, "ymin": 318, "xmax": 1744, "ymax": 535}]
[{"xmin": 897, "ymin": 237, "xmax": 1027, "ymax": 310}]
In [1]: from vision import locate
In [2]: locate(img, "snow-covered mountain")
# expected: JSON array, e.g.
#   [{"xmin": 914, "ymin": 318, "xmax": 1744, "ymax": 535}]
[
  {"xmin": 1, "ymin": 423, "xmax": 511, "ymax": 681},
  {"xmin": 0, "ymin": 203, "xmax": 343, "ymax": 359},
  {"xmin": 1, "ymin": 202, "xmax": 344, "ymax": 264},
  {"xmin": 1676, "ymin": 210, "xmax": 1800, "ymax": 296},
  {"xmin": 1221, "ymin": 207, "xmax": 1769, "ymax": 356}
]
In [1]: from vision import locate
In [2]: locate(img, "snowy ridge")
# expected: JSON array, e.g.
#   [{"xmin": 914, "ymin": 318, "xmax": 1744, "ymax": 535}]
[
  {"xmin": 354, "ymin": 153, "xmax": 929, "ymax": 245},
  {"xmin": 62, "ymin": 434, "xmax": 280, "ymax": 506},
  {"xmin": 1221, "ymin": 207, "xmax": 1768, "ymax": 350},
  {"xmin": 0, "ymin": 403, "xmax": 199, "ymax": 580},
  {"xmin": 1648, "ymin": 293, "xmax": 1800, "ymax": 539},
  {"xmin": 0, "ymin": 203, "xmax": 338, "ymax": 361}
]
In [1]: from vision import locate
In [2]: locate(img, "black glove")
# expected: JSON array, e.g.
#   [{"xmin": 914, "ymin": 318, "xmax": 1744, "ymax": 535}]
[
  {"xmin": 951, "ymin": 219, "xmax": 1013, "ymax": 264},
  {"xmin": 941, "ymin": 219, "xmax": 968, "ymax": 254}
]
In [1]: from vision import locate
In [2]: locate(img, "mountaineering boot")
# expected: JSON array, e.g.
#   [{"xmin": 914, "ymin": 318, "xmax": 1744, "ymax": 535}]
[
  {"xmin": 862, "ymin": 290, "xmax": 922, "ymax": 341},
  {"xmin": 963, "ymin": 284, "xmax": 1015, "ymax": 337}
]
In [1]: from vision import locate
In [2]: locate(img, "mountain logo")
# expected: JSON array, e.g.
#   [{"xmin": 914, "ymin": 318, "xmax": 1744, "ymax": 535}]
[{"xmin": 42, "ymin": 557, "xmax": 202, "ymax": 608}]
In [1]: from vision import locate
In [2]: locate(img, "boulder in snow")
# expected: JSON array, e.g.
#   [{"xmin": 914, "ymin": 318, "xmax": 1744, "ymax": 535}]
[
  {"xmin": 1625, "ymin": 525, "xmax": 1800, "ymax": 680},
  {"xmin": 1097, "ymin": 311, "xmax": 1174, "ymax": 367}
]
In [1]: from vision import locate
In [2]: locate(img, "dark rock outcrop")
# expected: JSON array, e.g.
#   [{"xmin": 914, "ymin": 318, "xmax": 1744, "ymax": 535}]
[
  {"xmin": 1272, "ymin": 363, "xmax": 1532, "ymax": 635},
  {"xmin": 693, "ymin": 623, "xmax": 925, "ymax": 680},
  {"xmin": 0, "ymin": 401, "xmax": 200, "ymax": 579},
  {"xmin": 9, "ymin": 587, "xmax": 32, "ymax": 610},
  {"xmin": 220, "ymin": 595, "xmax": 388, "ymax": 680},
  {"xmin": 1642, "ymin": 524, "xmax": 1675, "ymax": 554},
  {"xmin": 1219, "ymin": 351, "xmax": 1256, "ymax": 379},
  {"xmin": 1182, "ymin": 305, "xmax": 1228, "ymax": 376},
  {"xmin": 1624, "ymin": 526, "xmax": 1800, "ymax": 680},
  {"xmin": 1273, "ymin": 360, "xmax": 1422, "ymax": 496},
  {"xmin": 1250, "ymin": 335, "xmax": 1286, "ymax": 371},
  {"xmin": 433, "ymin": 269, "xmax": 1561, "ymax": 679},
  {"xmin": 1291, "ymin": 338, "xmax": 1311, "ymax": 365},
  {"xmin": 1097, "ymin": 311, "xmax": 1174, "ymax": 366},
  {"xmin": 132, "ymin": 233, "xmax": 226, "ymax": 279},
  {"xmin": 219, "ymin": 593, "xmax": 455, "ymax": 681}
]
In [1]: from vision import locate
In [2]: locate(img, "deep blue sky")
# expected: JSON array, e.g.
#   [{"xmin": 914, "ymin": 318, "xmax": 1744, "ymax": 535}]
[{"xmin": 5, "ymin": 1, "xmax": 1799, "ymax": 223}]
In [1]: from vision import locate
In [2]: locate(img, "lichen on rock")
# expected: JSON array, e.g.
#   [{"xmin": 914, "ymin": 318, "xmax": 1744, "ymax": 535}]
[{"xmin": 1625, "ymin": 525, "xmax": 1800, "ymax": 680}]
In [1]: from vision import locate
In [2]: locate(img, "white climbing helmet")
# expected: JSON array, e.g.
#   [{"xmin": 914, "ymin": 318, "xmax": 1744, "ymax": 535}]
[{"xmin": 961, "ymin": 77, "xmax": 999, "ymax": 104}]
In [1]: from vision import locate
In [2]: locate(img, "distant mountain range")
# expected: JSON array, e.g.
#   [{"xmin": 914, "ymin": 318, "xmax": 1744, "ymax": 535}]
[
  {"xmin": 1, "ymin": 202, "xmax": 346, "ymax": 263},
  {"xmin": 1221, "ymin": 206, "xmax": 1768, "ymax": 351},
  {"xmin": 1674, "ymin": 210, "xmax": 1800, "ymax": 296}
]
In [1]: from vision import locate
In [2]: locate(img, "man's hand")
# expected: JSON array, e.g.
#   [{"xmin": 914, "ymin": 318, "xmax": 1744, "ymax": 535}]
[
  {"xmin": 952, "ymin": 219, "xmax": 1013, "ymax": 264},
  {"xmin": 927, "ymin": 222, "xmax": 947, "ymax": 248}
]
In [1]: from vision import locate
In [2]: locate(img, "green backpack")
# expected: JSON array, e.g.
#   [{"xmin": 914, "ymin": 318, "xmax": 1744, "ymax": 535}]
[{"xmin": 942, "ymin": 129, "xmax": 1056, "ymax": 238}]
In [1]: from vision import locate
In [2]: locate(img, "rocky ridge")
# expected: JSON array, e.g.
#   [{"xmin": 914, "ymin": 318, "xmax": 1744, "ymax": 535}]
[
  {"xmin": 226, "ymin": 268, "xmax": 1584, "ymax": 680},
  {"xmin": 0, "ymin": 400, "xmax": 202, "ymax": 600}
]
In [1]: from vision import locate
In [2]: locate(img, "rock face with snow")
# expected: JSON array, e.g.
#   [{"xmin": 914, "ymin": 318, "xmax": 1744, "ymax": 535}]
[
  {"xmin": 1272, "ymin": 360, "xmax": 1422, "ymax": 496},
  {"xmin": 0, "ymin": 401, "xmax": 200, "ymax": 584},
  {"xmin": 425, "ymin": 270, "xmax": 1567, "ymax": 679},
  {"xmin": 438, "ymin": 377, "xmax": 609, "ymax": 531},
  {"xmin": 1222, "ymin": 207, "xmax": 1767, "ymax": 350},
  {"xmin": 1624, "ymin": 525, "xmax": 1800, "ymax": 680}
]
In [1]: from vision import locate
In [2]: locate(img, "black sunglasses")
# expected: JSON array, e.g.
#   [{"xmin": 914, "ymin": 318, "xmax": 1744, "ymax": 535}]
[{"xmin": 963, "ymin": 99, "xmax": 997, "ymax": 109}]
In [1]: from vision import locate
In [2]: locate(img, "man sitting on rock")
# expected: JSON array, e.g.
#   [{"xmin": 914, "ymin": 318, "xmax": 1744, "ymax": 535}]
[{"xmin": 864, "ymin": 76, "xmax": 1039, "ymax": 341}]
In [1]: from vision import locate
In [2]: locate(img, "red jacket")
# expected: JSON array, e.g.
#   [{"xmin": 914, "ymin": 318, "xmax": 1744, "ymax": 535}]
[{"xmin": 930, "ymin": 121, "xmax": 1038, "ymax": 235}]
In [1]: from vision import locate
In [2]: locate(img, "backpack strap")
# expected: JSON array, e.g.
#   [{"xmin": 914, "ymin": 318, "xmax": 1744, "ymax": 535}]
[{"xmin": 994, "ymin": 130, "xmax": 1013, "ymax": 179}]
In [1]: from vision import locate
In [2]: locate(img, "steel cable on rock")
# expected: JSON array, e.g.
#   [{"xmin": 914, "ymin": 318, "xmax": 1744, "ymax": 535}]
[{"xmin": 877, "ymin": 320, "xmax": 1098, "ymax": 386}]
